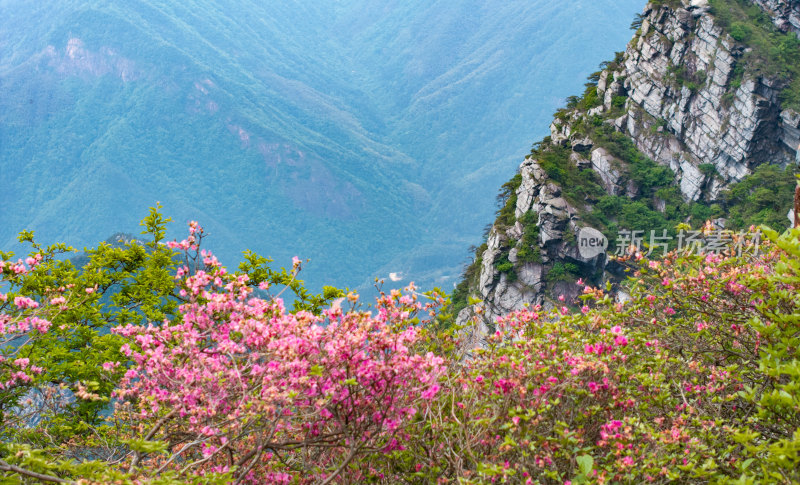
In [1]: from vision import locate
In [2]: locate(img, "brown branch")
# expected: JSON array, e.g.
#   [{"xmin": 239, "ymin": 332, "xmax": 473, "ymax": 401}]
[
  {"xmin": 128, "ymin": 408, "xmax": 178, "ymax": 473},
  {"xmin": 318, "ymin": 445, "xmax": 359, "ymax": 485},
  {"xmin": 234, "ymin": 442, "xmax": 266, "ymax": 485},
  {"xmin": 0, "ymin": 460, "xmax": 74, "ymax": 484},
  {"xmin": 155, "ymin": 438, "xmax": 204, "ymax": 475},
  {"xmin": 794, "ymin": 185, "xmax": 800, "ymax": 229}
]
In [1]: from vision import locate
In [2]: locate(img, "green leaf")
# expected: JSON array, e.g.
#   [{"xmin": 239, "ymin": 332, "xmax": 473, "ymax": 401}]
[
  {"xmin": 123, "ymin": 438, "xmax": 168, "ymax": 454},
  {"xmin": 577, "ymin": 455, "xmax": 593, "ymax": 476}
]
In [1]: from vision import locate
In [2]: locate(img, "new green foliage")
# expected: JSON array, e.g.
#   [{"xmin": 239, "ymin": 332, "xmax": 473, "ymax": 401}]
[
  {"xmin": 546, "ymin": 261, "xmax": 580, "ymax": 283},
  {"xmin": 496, "ymin": 174, "xmax": 523, "ymax": 228},
  {"xmin": 516, "ymin": 211, "xmax": 542, "ymax": 264},
  {"xmin": 450, "ymin": 241, "xmax": 487, "ymax": 316},
  {"xmin": 719, "ymin": 164, "xmax": 798, "ymax": 230},
  {"xmin": 493, "ymin": 252, "xmax": 516, "ymax": 281},
  {"xmin": 531, "ymin": 143, "xmax": 606, "ymax": 208}
]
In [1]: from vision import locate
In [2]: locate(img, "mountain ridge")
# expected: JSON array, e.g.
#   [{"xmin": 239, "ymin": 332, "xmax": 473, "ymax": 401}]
[{"xmin": 454, "ymin": 0, "xmax": 800, "ymax": 343}]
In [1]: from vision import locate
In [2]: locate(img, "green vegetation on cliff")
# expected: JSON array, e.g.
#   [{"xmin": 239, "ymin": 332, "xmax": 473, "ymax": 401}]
[
  {"xmin": 720, "ymin": 164, "xmax": 798, "ymax": 229},
  {"xmin": 451, "ymin": 0, "xmax": 800, "ymax": 312},
  {"xmin": 709, "ymin": 0, "xmax": 800, "ymax": 108}
]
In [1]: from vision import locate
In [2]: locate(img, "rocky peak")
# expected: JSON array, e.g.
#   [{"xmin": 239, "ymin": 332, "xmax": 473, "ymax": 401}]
[
  {"xmin": 614, "ymin": 1, "xmax": 798, "ymax": 201},
  {"xmin": 456, "ymin": 157, "xmax": 605, "ymax": 347},
  {"xmin": 454, "ymin": 0, "xmax": 800, "ymax": 344}
]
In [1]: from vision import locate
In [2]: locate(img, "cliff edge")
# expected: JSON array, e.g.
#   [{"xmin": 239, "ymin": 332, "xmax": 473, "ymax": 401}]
[{"xmin": 454, "ymin": 0, "xmax": 800, "ymax": 347}]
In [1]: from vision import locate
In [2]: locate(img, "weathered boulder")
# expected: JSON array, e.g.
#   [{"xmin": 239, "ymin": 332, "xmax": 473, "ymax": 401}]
[{"xmin": 590, "ymin": 148, "xmax": 623, "ymax": 195}]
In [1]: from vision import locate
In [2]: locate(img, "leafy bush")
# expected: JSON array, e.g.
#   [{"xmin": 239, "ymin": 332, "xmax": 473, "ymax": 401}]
[
  {"xmin": 533, "ymin": 144, "xmax": 606, "ymax": 207},
  {"xmin": 698, "ymin": 162, "xmax": 717, "ymax": 178},
  {"xmin": 729, "ymin": 22, "xmax": 751, "ymax": 42},
  {"xmin": 611, "ymin": 95, "xmax": 627, "ymax": 109},
  {"xmin": 494, "ymin": 251, "xmax": 517, "ymax": 283},
  {"xmin": 546, "ymin": 261, "xmax": 579, "ymax": 283},
  {"xmin": 516, "ymin": 211, "xmax": 543, "ymax": 264},
  {"xmin": 720, "ymin": 164, "xmax": 798, "ymax": 230}
]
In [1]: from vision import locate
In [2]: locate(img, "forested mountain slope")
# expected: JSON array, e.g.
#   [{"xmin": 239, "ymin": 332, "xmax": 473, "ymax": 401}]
[{"xmin": 0, "ymin": 0, "xmax": 644, "ymax": 291}]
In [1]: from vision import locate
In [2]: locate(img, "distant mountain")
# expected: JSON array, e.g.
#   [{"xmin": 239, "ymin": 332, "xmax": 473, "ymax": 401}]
[{"xmin": 0, "ymin": 0, "xmax": 645, "ymax": 291}]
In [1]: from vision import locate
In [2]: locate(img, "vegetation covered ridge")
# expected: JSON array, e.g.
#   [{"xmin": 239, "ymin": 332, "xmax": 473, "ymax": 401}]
[{"xmin": 451, "ymin": 0, "xmax": 800, "ymax": 315}]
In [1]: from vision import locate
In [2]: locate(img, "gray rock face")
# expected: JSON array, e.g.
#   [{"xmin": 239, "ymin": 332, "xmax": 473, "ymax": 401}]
[
  {"xmin": 752, "ymin": 0, "xmax": 800, "ymax": 35},
  {"xmin": 782, "ymin": 109, "xmax": 800, "ymax": 158},
  {"xmin": 455, "ymin": 158, "xmax": 605, "ymax": 340},
  {"xmin": 572, "ymin": 137, "xmax": 594, "ymax": 152},
  {"xmin": 618, "ymin": 5, "xmax": 797, "ymax": 199},
  {"xmin": 590, "ymin": 148, "xmax": 623, "ymax": 195},
  {"xmin": 456, "ymin": 0, "xmax": 800, "ymax": 348},
  {"xmin": 550, "ymin": 116, "xmax": 574, "ymax": 147}
]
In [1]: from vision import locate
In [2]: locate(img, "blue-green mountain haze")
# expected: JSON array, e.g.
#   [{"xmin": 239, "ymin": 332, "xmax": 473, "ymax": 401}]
[{"xmin": 0, "ymin": 0, "xmax": 645, "ymax": 291}]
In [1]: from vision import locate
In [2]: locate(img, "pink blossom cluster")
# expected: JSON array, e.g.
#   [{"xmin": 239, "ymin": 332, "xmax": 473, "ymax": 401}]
[
  {"xmin": 113, "ymin": 235, "xmax": 444, "ymax": 481},
  {"xmin": 0, "ymin": 343, "xmax": 46, "ymax": 390}
]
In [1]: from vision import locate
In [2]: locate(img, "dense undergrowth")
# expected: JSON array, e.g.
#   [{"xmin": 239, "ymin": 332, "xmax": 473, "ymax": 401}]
[{"xmin": 2, "ymin": 208, "xmax": 800, "ymax": 484}]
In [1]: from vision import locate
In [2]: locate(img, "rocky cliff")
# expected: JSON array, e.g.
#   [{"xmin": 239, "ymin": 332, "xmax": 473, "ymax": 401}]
[
  {"xmin": 455, "ymin": 0, "xmax": 800, "ymax": 347},
  {"xmin": 753, "ymin": 0, "xmax": 800, "ymax": 34}
]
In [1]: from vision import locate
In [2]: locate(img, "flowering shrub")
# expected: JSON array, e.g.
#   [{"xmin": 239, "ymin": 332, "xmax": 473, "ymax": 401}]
[
  {"xmin": 1, "ymin": 210, "xmax": 799, "ymax": 484},
  {"xmin": 0, "ymin": 254, "xmax": 57, "ymax": 409},
  {"xmin": 383, "ymin": 227, "xmax": 800, "ymax": 484},
  {"xmin": 0, "ymin": 210, "xmax": 186, "ymax": 482},
  {"xmin": 113, "ymin": 233, "xmax": 445, "ymax": 483}
]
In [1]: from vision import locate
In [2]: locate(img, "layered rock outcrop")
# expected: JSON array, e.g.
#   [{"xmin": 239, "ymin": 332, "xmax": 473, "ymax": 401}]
[
  {"xmin": 753, "ymin": 0, "xmax": 800, "ymax": 35},
  {"xmin": 456, "ymin": 0, "xmax": 800, "ymax": 345},
  {"xmin": 457, "ymin": 157, "xmax": 607, "ymax": 348},
  {"xmin": 614, "ymin": 1, "xmax": 798, "ymax": 200}
]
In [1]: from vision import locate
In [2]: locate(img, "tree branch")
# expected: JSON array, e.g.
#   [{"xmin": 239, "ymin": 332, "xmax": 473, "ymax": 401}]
[
  {"xmin": 318, "ymin": 445, "xmax": 359, "ymax": 485},
  {"xmin": 128, "ymin": 408, "xmax": 178, "ymax": 473},
  {"xmin": 0, "ymin": 459, "xmax": 74, "ymax": 484}
]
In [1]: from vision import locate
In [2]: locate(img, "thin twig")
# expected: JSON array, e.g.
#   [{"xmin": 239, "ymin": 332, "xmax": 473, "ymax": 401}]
[{"xmin": 319, "ymin": 445, "xmax": 359, "ymax": 485}]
